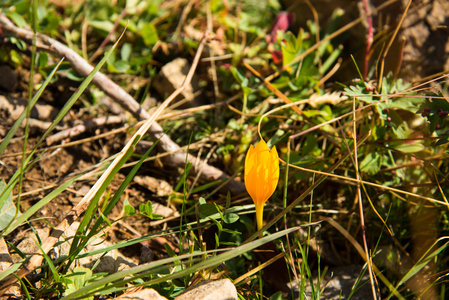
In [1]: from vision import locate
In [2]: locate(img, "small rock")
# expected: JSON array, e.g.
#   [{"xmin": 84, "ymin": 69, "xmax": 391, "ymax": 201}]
[
  {"xmin": 175, "ymin": 279, "xmax": 238, "ymax": 300},
  {"xmin": 153, "ymin": 58, "xmax": 203, "ymax": 108},
  {"xmin": 113, "ymin": 288, "xmax": 167, "ymax": 300},
  {"xmin": 0, "ymin": 95, "xmax": 59, "ymax": 121},
  {"xmin": 0, "ymin": 237, "xmax": 13, "ymax": 272},
  {"xmin": 134, "ymin": 175, "xmax": 173, "ymax": 197},
  {"xmin": 11, "ymin": 228, "xmax": 50, "ymax": 263}
]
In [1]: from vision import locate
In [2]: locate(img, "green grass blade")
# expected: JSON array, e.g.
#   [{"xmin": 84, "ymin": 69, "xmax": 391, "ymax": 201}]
[
  {"xmin": 36, "ymin": 241, "xmax": 60, "ymax": 282},
  {"xmin": 0, "ymin": 261, "xmax": 22, "ymax": 282},
  {"xmin": 2, "ymin": 174, "xmax": 81, "ymax": 235},
  {"xmin": 0, "ymin": 154, "xmax": 42, "ymax": 233},
  {"xmin": 85, "ymin": 138, "xmax": 159, "ymax": 241},
  {"xmin": 0, "ymin": 58, "xmax": 64, "ymax": 156},
  {"xmin": 36, "ymin": 30, "xmax": 126, "ymax": 145},
  {"xmin": 61, "ymin": 227, "xmax": 300, "ymax": 300},
  {"xmin": 387, "ymin": 238, "xmax": 449, "ymax": 299},
  {"xmin": 65, "ymin": 138, "xmax": 137, "ymax": 270}
]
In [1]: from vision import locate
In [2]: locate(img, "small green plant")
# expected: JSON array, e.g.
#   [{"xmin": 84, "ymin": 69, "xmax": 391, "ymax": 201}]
[{"xmin": 124, "ymin": 199, "xmax": 163, "ymax": 220}]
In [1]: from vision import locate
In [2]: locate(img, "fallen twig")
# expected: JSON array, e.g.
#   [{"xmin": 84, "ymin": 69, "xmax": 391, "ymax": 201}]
[
  {"xmin": 0, "ymin": 15, "xmax": 245, "ymax": 195},
  {"xmin": 45, "ymin": 115, "xmax": 125, "ymax": 145}
]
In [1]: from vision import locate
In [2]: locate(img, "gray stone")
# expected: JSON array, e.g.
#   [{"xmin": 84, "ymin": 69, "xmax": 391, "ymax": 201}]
[{"xmin": 175, "ymin": 279, "xmax": 238, "ymax": 300}]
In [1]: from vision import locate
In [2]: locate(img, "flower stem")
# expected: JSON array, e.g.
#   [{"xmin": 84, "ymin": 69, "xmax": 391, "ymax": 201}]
[{"xmin": 255, "ymin": 202, "xmax": 264, "ymax": 238}]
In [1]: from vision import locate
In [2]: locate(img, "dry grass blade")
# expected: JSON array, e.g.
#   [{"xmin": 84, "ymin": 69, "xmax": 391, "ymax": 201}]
[{"xmin": 350, "ymin": 97, "xmax": 378, "ymax": 300}]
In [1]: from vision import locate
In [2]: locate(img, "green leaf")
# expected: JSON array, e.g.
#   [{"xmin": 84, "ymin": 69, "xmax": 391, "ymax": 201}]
[
  {"xmin": 199, "ymin": 203, "xmax": 220, "ymax": 219},
  {"xmin": 64, "ymin": 267, "xmax": 94, "ymax": 300},
  {"xmin": 146, "ymin": 201, "xmax": 153, "ymax": 215},
  {"xmin": 36, "ymin": 52, "xmax": 48, "ymax": 68},
  {"xmin": 300, "ymin": 134, "xmax": 317, "ymax": 156},
  {"xmin": 139, "ymin": 200, "xmax": 153, "ymax": 217},
  {"xmin": 0, "ymin": 180, "xmax": 20, "ymax": 231},
  {"xmin": 151, "ymin": 213, "xmax": 163, "ymax": 220},
  {"xmin": 425, "ymin": 94, "xmax": 449, "ymax": 112},
  {"xmin": 112, "ymin": 60, "xmax": 129, "ymax": 73},
  {"xmin": 215, "ymin": 233, "xmax": 220, "ymax": 247},
  {"xmin": 269, "ymin": 291, "xmax": 287, "ymax": 300},
  {"xmin": 66, "ymin": 69, "xmax": 84, "ymax": 81},
  {"xmin": 124, "ymin": 199, "xmax": 135, "ymax": 216},
  {"xmin": 229, "ymin": 66, "xmax": 247, "ymax": 86},
  {"xmin": 141, "ymin": 23, "xmax": 159, "ymax": 46},
  {"xmin": 344, "ymin": 84, "xmax": 373, "ymax": 102},
  {"xmin": 223, "ymin": 213, "xmax": 239, "ymax": 224},
  {"xmin": 209, "ymin": 217, "xmax": 223, "ymax": 231},
  {"xmin": 360, "ymin": 152, "xmax": 382, "ymax": 175},
  {"xmin": 7, "ymin": 11, "xmax": 28, "ymax": 28},
  {"xmin": 281, "ymin": 33, "xmax": 298, "ymax": 68},
  {"xmin": 139, "ymin": 203, "xmax": 148, "ymax": 216},
  {"xmin": 389, "ymin": 141, "xmax": 424, "ymax": 153},
  {"xmin": 164, "ymin": 243, "xmax": 177, "ymax": 258},
  {"xmin": 226, "ymin": 192, "xmax": 231, "ymax": 209},
  {"xmin": 89, "ymin": 20, "xmax": 114, "ymax": 33},
  {"xmin": 435, "ymin": 138, "xmax": 449, "ymax": 146},
  {"xmin": 121, "ymin": 43, "xmax": 132, "ymax": 61}
]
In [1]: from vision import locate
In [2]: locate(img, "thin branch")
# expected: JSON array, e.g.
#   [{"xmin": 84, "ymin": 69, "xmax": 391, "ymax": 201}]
[{"xmin": 46, "ymin": 115, "xmax": 125, "ymax": 145}]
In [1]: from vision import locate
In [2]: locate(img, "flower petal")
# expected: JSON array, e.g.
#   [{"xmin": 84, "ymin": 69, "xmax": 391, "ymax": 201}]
[{"xmin": 244, "ymin": 139, "xmax": 279, "ymax": 206}]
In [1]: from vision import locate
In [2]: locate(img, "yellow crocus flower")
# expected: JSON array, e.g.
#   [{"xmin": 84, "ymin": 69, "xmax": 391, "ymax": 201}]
[{"xmin": 244, "ymin": 139, "xmax": 280, "ymax": 237}]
